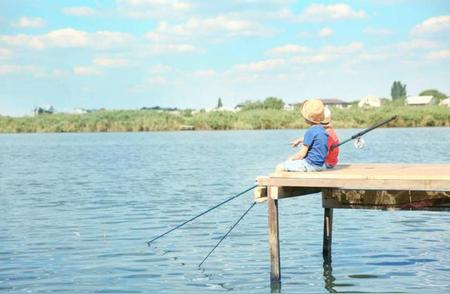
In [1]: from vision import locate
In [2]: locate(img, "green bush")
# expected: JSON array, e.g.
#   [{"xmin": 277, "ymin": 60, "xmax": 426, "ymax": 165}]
[{"xmin": 1, "ymin": 104, "xmax": 449, "ymax": 133}]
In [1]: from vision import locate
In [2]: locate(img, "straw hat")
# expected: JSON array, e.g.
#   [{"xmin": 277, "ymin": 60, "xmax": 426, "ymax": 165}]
[
  {"xmin": 321, "ymin": 106, "xmax": 331, "ymax": 125},
  {"xmin": 301, "ymin": 99, "xmax": 324, "ymax": 124}
]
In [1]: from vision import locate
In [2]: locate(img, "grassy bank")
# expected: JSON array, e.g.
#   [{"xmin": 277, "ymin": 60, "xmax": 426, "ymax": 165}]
[{"xmin": 1, "ymin": 104, "xmax": 449, "ymax": 133}]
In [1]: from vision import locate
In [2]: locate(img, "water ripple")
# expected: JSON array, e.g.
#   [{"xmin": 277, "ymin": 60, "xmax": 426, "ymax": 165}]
[{"xmin": 1, "ymin": 129, "xmax": 450, "ymax": 293}]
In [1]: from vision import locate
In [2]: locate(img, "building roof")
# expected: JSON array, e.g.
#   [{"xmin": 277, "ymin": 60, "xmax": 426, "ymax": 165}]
[
  {"xmin": 321, "ymin": 99, "xmax": 348, "ymax": 105},
  {"xmin": 406, "ymin": 96, "xmax": 434, "ymax": 105},
  {"xmin": 440, "ymin": 98, "xmax": 450, "ymax": 106}
]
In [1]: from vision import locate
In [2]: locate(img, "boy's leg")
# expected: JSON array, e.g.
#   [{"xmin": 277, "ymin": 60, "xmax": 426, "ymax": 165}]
[{"xmin": 279, "ymin": 159, "xmax": 309, "ymax": 172}]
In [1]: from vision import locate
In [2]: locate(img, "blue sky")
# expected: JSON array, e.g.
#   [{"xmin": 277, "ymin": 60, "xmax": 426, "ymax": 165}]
[{"xmin": 0, "ymin": 0, "xmax": 449, "ymax": 116}]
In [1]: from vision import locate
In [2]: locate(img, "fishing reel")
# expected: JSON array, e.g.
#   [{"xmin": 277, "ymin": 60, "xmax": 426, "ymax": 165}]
[{"xmin": 354, "ymin": 137, "xmax": 365, "ymax": 149}]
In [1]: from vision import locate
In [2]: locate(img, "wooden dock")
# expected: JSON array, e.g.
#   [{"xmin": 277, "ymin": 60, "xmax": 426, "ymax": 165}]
[{"xmin": 254, "ymin": 164, "xmax": 450, "ymax": 288}]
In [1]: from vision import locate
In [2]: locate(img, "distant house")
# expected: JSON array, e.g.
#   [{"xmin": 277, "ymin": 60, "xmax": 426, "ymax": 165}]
[
  {"xmin": 406, "ymin": 96, "xmax": 436, "ymax": 106},
  {"xmin": 73, "ymin": 108, "xmax": 88, "ymax": 114},
  {"xmin": 358, "ymin": 96, "xmax": 381, "ymax": 108},
  {"xmin": 34, "ymin": 105, "xmax": 54, "ymax": 116},
  {"xmin": 205, "ymin": 106, "xmax": 236, "ymax": 112},
  {"xmin": 141, "ymin": 106, "xmax": 178, "ymax": 112},
  {"xmin": 439, "ymin": 98, "xmax": 450, "ymax": 107},
  {"xmin": 283, "ymin": 103, "xmax": 296, "ymax": 111},
  {"xmin": 321, "ymin": 99, "xmax": 349, "ymax": 109}
]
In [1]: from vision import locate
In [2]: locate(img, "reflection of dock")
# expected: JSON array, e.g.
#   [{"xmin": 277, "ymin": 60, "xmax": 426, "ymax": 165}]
[{"xmin": 254, "ymin": 164, "xmax": 450, "ymax": 289}]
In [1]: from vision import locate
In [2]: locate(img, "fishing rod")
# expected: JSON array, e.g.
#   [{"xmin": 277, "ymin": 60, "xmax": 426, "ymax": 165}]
[
  {"xmin": 147, "ymin": 185, "xmax": 257, "ymax": 246},
  {"xmin": 331, "ymin": 115, "xmax": 398, "ymax": 149},
  {"xmin": 198, "ymin": 201, "xmax": 256, "ymax": 268}
]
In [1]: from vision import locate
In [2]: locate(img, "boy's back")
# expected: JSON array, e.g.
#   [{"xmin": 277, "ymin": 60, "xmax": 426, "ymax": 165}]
[
  {"xmin": 325, "ymin": 127, "xmax": 339, "ymax": 168},
  {"xmin": 304, "ymin": 124, "xmax": 328, "ymax": 167}
]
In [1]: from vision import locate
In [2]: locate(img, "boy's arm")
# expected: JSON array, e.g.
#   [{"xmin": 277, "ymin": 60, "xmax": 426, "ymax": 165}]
[
  {"xmin": 289, "ymin": 145, "xmax": 309, "ymax": 160},
  {"xmin": 290, "ymin": 137, "xmax": 304, "ymax": 147}
]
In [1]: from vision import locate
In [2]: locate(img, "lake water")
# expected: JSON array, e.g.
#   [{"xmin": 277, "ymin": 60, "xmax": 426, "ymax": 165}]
[{"xmin": 1, "ymin": 128, "xmax": 450, "ymax": 293}]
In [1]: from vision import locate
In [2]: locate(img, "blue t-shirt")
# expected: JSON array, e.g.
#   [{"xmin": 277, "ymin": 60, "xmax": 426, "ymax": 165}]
[{"xmin": 303, "ymin": 125, "xmax": 328, "ymax": 167}]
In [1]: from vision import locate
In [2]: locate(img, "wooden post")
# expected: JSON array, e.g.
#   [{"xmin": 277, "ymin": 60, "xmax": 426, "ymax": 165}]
[
  {"xmin": 268, "ymin": 187, "xmax": 281, "ymax": 288},
  {"xmin": 322, "ymin": 207, "xmax": 333, "ymax": 260}
]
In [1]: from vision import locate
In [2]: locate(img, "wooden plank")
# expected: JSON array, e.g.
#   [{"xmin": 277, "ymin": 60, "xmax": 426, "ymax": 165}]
[
  {"xmin": 254, "ymin": 186, "xmax": 267, "ymax": 203},
  {"xmin": 269, "ymin": 186, "xmax": 321, "ymax": 200},
  {"xmin": 272, "ymin": 164, "xmax": 450, "ymax": 181},
  {"xmin": 322, "ymin": 189, "xmax": 450, "ymax": 211},
  {"xmin": 254, "ymin": 185, "xmax": 321, "ymax": 201},
  {"xmin": 268, "ymin": 189, "xmax": 281, "ymax": 286},
  {"xmin": 322, "ymin": 207, "xmax": 333, "ymax": 260},
  {"xmin": 257, "ymin": 164, "xmax": 450, "ymax": 192},
  {"xmin": 261, "ymin": 177, "xmax": 450, "ymax": 192}
]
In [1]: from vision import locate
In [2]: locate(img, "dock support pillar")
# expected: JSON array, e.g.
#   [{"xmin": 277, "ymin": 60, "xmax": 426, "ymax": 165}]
[
  {"xmin": 322, "ymin": 207, "xmax": 333, "ymax": 260},
  {"xmin": 268, "ymin": 189, "xmax": 281, "ymax": 290}
]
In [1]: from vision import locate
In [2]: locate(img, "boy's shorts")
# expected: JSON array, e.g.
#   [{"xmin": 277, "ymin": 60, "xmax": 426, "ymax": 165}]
[{"xmin": 281, "ymin": 159, "xmax": 323, "ymax": 172}]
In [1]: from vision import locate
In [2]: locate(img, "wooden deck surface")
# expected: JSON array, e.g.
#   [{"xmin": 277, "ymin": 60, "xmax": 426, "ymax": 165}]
[{"xmin": 257, "ymin": 164, "xmax": 450, "ymax": 191}]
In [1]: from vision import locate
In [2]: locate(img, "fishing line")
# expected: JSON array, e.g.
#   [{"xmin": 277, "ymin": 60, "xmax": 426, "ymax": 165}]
[
  {"xmin": 198, "ymin": 201, "xmax": 257, "ymax": 268},
  {"xmin": 147, "ymin": 185, "xmax": 257, "ymax": 246}
]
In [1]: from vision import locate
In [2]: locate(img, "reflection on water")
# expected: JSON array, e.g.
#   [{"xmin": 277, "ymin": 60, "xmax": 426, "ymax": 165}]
[
  {"xmin": 1, "ymin": 128, "xmax": 450, "ymax": 293},
  {"xmin": 323, "ymin": 259, "xmax": 338, "ymax": 293}
]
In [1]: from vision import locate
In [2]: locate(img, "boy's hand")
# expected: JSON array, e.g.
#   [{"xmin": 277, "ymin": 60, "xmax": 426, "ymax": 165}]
[{"xmin": 290, "ymin": 137, "xmax": 303, "ymax": 148}]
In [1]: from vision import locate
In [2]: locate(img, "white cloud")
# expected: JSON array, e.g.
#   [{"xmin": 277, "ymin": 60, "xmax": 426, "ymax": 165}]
[
  {"xmin": 147, "ymin": 43, "xmax": 204, "ymax": 54},
  {"xmin": 0, "ymin": 34, "xmax": 46, "ymax": 49},
  {"xmin": 62, "ymin": 6, "xmax": 96, "ymax": 16},
  {"xmin": 322, "ymin": 42, "xmax": 364, "ymax": 54},
  {"xmin": 426, "ymin": 49, "xmax": 450, "ymax": 60},
  {"xmin": 318, "ymin": 27, "xmax": 334, "ymax": 37},
  {"xmin": 11, "ymin": 17, "xmax": 45, "ymax": 28},
  {"xmin": 146, "ymin": 76, "xmax": 168, "ymax": 85},
  {"xmin": 73, "ymin": 66, "xmax": 102, "ymax": 76},
  {"xmin": 0, "ymin": 48, "xmax": 12, "ymax": 59},
  {"xmin": 264, "ymin": 42, "xmax": 364, "ymax": 65},
  {"xmin": 396, "ymin": 39, "xmax": 438, "ymax": 50},
  {"xmin": 353, "ymin": 38, "xmax": 441, "ymax": 64},
  {"xmin": 363, "ymin": 27, "xmax": 392, "ymax": 36},
  {"xmin": 149, "ymin": 64, "xmax": 173, "ymax": 74},
  {"xmin": 147, "ymin": 16, "xmax": 274, "ymax": 44},
  {"xmin": 94, "ymin": 31, "xmax": 134, "ymax": 49},
  {"xmin": 298, "ymin": 3, "xmax": 367, "ymax": 22},
  {"xmin": 93, "ymin": 57, "xmax": 129, "ymax": 68},
  {"xmin": 357, "ymin": 52, "xmax": 391, "ymax": 62},
  {"xmin": 266, "ymin": 44, "xmax": 309, "ymax": 56},
  {"xmin": 46, "ymin": 28, "xmax": 89, "ymax": 48},
  {"xmin": 0, "ymin": 28, "xmax": 134, "ymax": 50},
  {"xmin": 117, "ymin": 0, "xmax": 191, "ymax": 19},
  {"xmin": 192, "ymin": 69, "xmax": 217, "ymax": 77},
  {"xmin": 233, "ymin": 0, "xmax": 294, "ymax": 4},
  {"xmin": 233, "ymin": 58, "xmax": 285, "ymax": 72},
  {"xmin": 412, "ymin": 15, "xmax": 450, "ymax": 36},
  {"xmin": 292, "ymin": 54, "xmax": 331, "ymax": 64},
  {"xmin": 0, "ymin": 64, "xmax": 37, "ymax": 75}
]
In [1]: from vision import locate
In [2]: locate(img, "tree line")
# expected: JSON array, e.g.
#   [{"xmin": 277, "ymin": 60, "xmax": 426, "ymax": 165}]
[{"xmin": 391, "ymin": 81, "xmax": 447, "ymax": 101}]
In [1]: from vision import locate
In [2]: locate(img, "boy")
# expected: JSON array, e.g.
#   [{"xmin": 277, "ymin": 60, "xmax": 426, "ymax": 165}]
[
  {"xmin": 276, "ymin": 99, "xmax": 328, "ymax": 172},
  {"xmin": 290, "ymin": 106, "xmax": 340, "ymax": 169},
  {"xmin": 322, "ymin": 107, "xmax": 339, "ymax": 169}
]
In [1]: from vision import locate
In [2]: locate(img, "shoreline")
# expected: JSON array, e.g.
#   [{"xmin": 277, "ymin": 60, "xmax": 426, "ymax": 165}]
[
  {"xmin": 1, "ymin": 105, "xmax": 449, "ymax": 133},
  {"xmin": 1, "ymin": 125, "xmax": 449, "ymax": 135}
]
